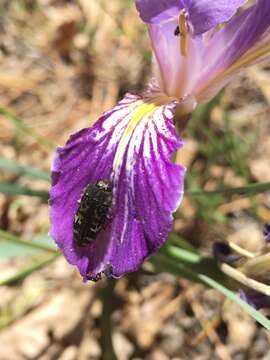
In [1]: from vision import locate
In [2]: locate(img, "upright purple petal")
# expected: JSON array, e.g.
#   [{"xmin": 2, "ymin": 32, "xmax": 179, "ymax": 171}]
[
  {"xmin": 135, "ymin": 0, "xmax": 248, "ymax": 35},
  {"xmin": 207, "ymin": 0, "xmax": 270, "ymax": 70},
  {"xmin": 135, "ymin": 0, "xmax": 182, "ymax": 24},
  {"xmin": 183, "ymin": 0, "xmax": 248, "ymax": 35},
  {"xmin": 201, "ymin": 6, "xmax": 254, "ymax": 71},
  {"xmin": 49, "ymin": 95, "xmax": 185, "ymax": 280},
  {"xmin": 194, "ymin": 0, "xmax": 270, "ymax": 102}
]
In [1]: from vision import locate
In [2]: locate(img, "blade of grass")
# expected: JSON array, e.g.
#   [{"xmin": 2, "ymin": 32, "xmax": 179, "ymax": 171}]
[
  {"xmin": 198, "ymin": 273, "xmax": 270, "ymax": 331},
  {"xmin": 0, "ymin": 159, "xmax": 50, "ymax": 181},
  {"xmin": 0, "ymin": 229, "xmax": 56, "ymax": 253},
  {"xmin": 0, "ymin": 252, "xmax": 60, "ymax": 286},
  {"xmin": 162, "ymin": 245, "xmax": 228, "ymax": 285},
  {"xmin": 0, "ymin": 182, "xmax": 49, "ymax": 200},
  {"xmin": 0, "ymin": 106, "xmax": 55, "ymax": 150},
  {"xmin": 169, "ymin": 233, "xmax": 198, "ymax": 253},
  {"xmin": 164, "ymin": 244, "xmax": 201, "ymax": 264},
  {"xmin": 155, "ymin": 254, "xmax": 270, "ymax": 330},
  {"xmin": 156, "ymin": 251, "xmax": 270, "ymax": 330},
  {"xmin": 186, "ymin": 181, "xmax": 270, "ymax": 198},
  {"xmin": 150, "ymin": 254, "xmax": 205, "ymax": 285}
]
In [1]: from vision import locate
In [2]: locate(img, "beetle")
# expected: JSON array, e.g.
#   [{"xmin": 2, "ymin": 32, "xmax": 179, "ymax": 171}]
[{"xmin": 74, "ymin": 180, "xmax": 113, "ymax": 247}]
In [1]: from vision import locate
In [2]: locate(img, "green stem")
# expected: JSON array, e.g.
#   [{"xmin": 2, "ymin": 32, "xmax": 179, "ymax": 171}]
[
  {"xmin": 100, "ymin": 279, "xmax": 117, "ymax": 360},
  {"xmin": 0, "ymin": 229, "xmax": 57, "ymax": 253}
]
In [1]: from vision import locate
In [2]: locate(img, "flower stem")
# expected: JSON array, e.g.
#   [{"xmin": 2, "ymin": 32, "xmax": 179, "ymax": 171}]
[{"xmin": 100, "ymin": 279, "xmax": 117, "ymax": 360}]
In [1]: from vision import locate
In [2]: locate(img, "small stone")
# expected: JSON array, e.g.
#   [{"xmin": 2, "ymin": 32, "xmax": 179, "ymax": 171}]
[
  {"xmin": 58, "ymin": 346, "xmax": 78, "ymax": 360},
  {"xmin": 113, "ymin": 332, "xmax": 134, "ymax": 360}
]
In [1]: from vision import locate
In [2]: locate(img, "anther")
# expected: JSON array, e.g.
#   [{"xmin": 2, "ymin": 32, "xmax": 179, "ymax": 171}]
[{"xmin": 178, "ymin": 9, "xmax": 188, "ymax": 57}]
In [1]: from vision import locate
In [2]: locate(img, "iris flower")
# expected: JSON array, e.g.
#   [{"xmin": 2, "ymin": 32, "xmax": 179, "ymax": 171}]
[{"xmin": 49, "ymin": 0, "xmax": 270, "ymax": 281}]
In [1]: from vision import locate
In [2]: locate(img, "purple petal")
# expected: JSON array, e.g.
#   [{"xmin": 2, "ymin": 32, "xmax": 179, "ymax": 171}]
[
  {"xmin": 194, "ymin": 0, "xmax": 270, "ymax": 102},
  {"xmin": 135, "ymin": 0, "xmax": 248, "ymax": 35},
  {"xmin": 149, "ymin": 20, "xmax": 203, "ymax": 98},
  {"xmin": 135, "ymin": 0, "xmax": 182, "ymax": 24},
  {"xmin": 263, "ymin": 224, "xmax": 270, "ymax": 243},
  {"xmin": 49, "ymin": 94, "xmax": 185, "ymax": 280},
  {"xmin": 213, "ymin": 242, "xmax": 241, "ymax": 264},
  {"xmin": 207, "ymin": 0, "xmax": 270, "ymax": 69},
  {"xmin": 184, "ymin": 0, "xmax": 248, "ymax": 35},
  {"xmin": 239, "ymin": 289, "xmax": 270, "ymax": 310}
]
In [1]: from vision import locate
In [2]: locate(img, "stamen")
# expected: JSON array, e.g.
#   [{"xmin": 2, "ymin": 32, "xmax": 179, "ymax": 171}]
[{"xmin": 178, "ymin": 10, "xmax": 188, "ymax": 57}]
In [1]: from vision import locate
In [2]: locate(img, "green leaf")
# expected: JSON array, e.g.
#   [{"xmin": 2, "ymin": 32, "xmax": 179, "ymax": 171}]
[
  {"xmin": 0, "ymin": 242, "xmax": 39, "ymax": 259},
  {"xmin": 164, "ymin": 244, "xmax": 201, "ymax": 264},
  {"xmin": 32, "ymin": 234, "xmax": 56, "ymax": 248},
  {"xmin": 0, "ymin": 159, "xmax": 50, "ymax": 181},
  {"xmin": 0, "ymin": 253, "xmax": 60, "ymax": 286},
  {"xmin": 155, "ymin": 250, "xmax": 270, "ymax": 331},
  {"xmin": 151, "ymin": 254, "xmax": 204, "ymax": 285},
  {"xmin": 0, "ymin": 182, "xmax": 49, "ymax": 200},
  {"xmin": 0, "ymin": 229, "xmax": 57, "ymax": 255},
  {"xmin": 169, "ymin": 233, "xmax": 198, "ymax": 253},
  {"xmin": 162, "ymin": 245, "xmax": 227, "ymax": 285},
  {"xmin": 198, "ymin": 274, "xmax": 270, "ymax": 331}
]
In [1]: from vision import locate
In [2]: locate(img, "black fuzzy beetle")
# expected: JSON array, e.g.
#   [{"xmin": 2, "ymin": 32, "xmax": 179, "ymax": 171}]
[{"xmin": 74, "ymin": 180, "xmax": 113, "ymax": 247}]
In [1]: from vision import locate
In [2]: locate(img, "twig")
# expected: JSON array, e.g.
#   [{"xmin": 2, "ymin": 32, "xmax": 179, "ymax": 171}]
[
  {"xmin": 221, "ymin": 263, "xmax": 270, "ymax": 296},
  {"xmin": 228, "ymin": 242, "xmax": 255, "ymax": 259}
]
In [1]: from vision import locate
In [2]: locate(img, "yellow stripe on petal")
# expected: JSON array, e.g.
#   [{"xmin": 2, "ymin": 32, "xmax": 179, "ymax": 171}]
[{"xmin": 113, "ymin": 102, "xmax": 157, "ymax": 173}]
